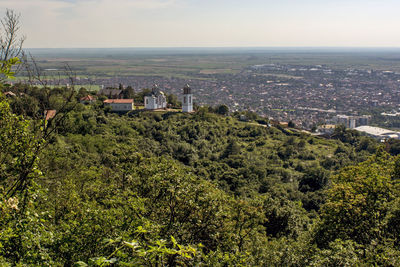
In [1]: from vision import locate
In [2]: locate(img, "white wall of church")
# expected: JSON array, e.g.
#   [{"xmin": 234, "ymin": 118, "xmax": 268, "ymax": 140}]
[{"xmin": 145, "ymin": 95, "xmax": 167, "ymax": 110}]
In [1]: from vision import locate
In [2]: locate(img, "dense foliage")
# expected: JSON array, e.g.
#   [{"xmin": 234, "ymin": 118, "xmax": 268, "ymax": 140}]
[{"xmin": 2, "ymin": 82, "xmax": 400, "ymax": 265}]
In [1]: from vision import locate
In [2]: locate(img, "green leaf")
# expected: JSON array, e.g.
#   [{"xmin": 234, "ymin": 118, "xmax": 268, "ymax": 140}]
[
  {"xmin": 123, "ymin": 240, "xmax": 140, "ymax": 250},
  {"xmin": 74, "ymin": 261, "xmax": 88, "ymax": 267},
  {"xmin": 171, "ymin": 236, "xmax": 177, "ymax": 248}
]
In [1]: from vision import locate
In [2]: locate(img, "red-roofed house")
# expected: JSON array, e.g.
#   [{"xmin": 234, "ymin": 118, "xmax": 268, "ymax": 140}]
[
  {"xmin": 103, "ymin": 99, "xmax": 134, "ymax": 112},
  {"xmin": 80, "ymin": 95, "xmax": 97, "ymax": 104}
]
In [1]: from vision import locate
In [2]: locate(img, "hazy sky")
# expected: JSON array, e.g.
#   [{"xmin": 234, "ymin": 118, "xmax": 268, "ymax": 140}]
[{"xmin": 1, "ymin": 0, "xmax": 400, "ymax": 48}]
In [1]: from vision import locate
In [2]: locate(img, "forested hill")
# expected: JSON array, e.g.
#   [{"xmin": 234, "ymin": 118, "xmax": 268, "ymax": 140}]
[
  {"xmin": 43, "ymin": 101, "xmax": 377, "ymax": 209},
  {"xmin": 2, "ymin": 86, "xmax": 400, "ymax": 265}
]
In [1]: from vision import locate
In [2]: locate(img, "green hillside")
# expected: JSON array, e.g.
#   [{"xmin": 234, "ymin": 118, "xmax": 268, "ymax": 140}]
[{"xmin": 2, "ymin": 83, "xmax": 400, "ymax": 266}]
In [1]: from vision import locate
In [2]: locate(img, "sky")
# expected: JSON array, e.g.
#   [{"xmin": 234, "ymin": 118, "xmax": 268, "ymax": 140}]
[{"xmin": 1, "ymin": 0, "xmax": 400, "ymax": 48}]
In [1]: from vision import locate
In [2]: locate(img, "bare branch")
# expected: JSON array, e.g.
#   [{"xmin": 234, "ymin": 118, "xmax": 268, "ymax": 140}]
[{"xmin": 1, "ymin": 9, "xmax": 25, "ymax": 61}]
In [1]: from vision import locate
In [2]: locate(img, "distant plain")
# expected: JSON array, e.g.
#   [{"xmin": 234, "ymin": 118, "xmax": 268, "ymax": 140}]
[{"xmin": 20, "ymin": 48, "xmax": 400, "ymax": 83}]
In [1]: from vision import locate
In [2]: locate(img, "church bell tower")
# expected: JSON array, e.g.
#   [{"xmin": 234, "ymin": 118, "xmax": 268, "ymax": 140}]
[{"xmin": 182, "ymin": 84, "xmax": 193, "ymax": 113}]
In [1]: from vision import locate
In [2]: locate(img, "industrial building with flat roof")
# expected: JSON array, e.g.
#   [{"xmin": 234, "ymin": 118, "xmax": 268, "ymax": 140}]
[{"xmin": 354, "ymin": 126, "xmax": 400, "ymax": 141}]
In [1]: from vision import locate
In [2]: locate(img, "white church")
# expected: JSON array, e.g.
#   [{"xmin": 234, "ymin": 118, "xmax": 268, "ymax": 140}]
[
  {"xmin": 143, "ymin": 84, "xmax": 194, "ymax": 112},
  {"xmin": 144, "ymin": 85, "xmax": 167, "ymax": 110}
]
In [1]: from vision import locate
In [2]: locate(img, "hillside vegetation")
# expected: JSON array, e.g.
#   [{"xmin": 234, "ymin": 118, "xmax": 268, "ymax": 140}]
[{"xmin": 2, "ymin": 83, "xmax": 400, "ymax": 266}]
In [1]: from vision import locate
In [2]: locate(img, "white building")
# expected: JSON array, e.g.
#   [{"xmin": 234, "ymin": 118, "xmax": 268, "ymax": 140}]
[
  {"xmin": 332, "ymin": 115, "xmax": 370, "ymax": 128},
  {"xmin": 354, "ymin": 126, "xmax": 400, "ymax": 141},
  {"xmin": 349, "ymin": 118, "xmax": 356, "ymax": 129},
  {"xmin": 334, "ymin": 115, "xmax": 350, "ymax": 127},
  {"xmin": 182, "ymin": 84, "xmax": 193, "ymax": 113},
  {"xmin": 144, "ymin": 85, "xmax": 167, "ymax": 110},
  {"xmin": 103, "ymin": 99, "xmax": 134, "ymax": 112}
]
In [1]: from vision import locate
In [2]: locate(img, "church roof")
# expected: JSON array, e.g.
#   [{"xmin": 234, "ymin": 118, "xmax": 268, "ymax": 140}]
[
  {"xmin": 80, "ymin": 95, "xmax": 96, "ymax": 101},
  {"xmin": 145, "ymin": 84, "xmax": 165, "ymax": 97}
]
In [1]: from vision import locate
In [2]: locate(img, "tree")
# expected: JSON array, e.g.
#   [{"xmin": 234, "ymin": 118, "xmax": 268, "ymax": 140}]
[
  {"xmin": 299, "ymin": 166, "xmax": 330, "ymax": 193},
  {"xmin": 0, "ymin": 9, "xmax": 24, "ymax": 82},
  {"xmin": 0, "ymin": 9, "xmax": 24, "ymax": 62},
  {"xmin": 386, "ymin": 139, "xmax": 400, "ymax": 156},
  {"xmin": 0, "ymin": 50, "xmax": 43, "ymax": 198},
  {"xmin": 0, "ymin": 92, "xmax": 42, "ymax": 197},
  {"xmin": 216, "ymin": 104, "xmax": 229, "ymax": 115},
  {"xmin": 167, "ymin": 93, "xmax": 180, "ymax": 108},
  {"xmin": 311, "ymin": 125, "xmax": 317, "ymax": 133},
  {"xmin": 316, "ymin": 151, "xmax": 396, "ymax": 248},
  {"xmin": 0, "ymin": 57, "xmax": 52, "ymax": 265},
  {"xmin": 222, "ymin": 139, "xmax": 240, "ymax": 158},
  {"xmin": 123, "ymin": 86, "xmax": 134, "ymax": 99}
]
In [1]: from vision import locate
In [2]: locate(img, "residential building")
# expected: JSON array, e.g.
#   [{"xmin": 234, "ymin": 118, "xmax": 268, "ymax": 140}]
[
  {"xmin": 80, "ymin": 95, "xmax": 96, "ymax": 104},
  {"xmin": 349, "ymin": 118, "xmax": 356, "ymax": 129},
  {"xmin": 103, "ymin": 99, "xmax": 134, "ymax": 112},
  {"xmin": 357, "ymin": 116, "xmax": 370, "ymax": 126},
  {"xmin": 335, "ymin": 115, "xmax": 350, "ymax": 127},
  {"xmin": 332, "ymin": 115, "xmax": 371, "ymax": 128}
]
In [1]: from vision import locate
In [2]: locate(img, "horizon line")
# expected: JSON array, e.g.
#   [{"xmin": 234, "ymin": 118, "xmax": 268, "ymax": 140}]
[{"xmin": 25, "ymin": 46, "xmax": 400, "ymax": 50}]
